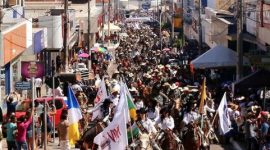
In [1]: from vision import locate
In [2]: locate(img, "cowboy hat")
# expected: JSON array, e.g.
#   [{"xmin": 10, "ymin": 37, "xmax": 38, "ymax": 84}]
[
  {"xmin": 157, "ymin": 65, "xmax": 164, "ymax": 69},
  {"xmin": 112, "ymin": 84, "xmax": 120, "ymax": 93},
  {"xmin": 251, "ymin": 105, "xmax": 259, "ymax": 113},
  {"xmin": 158, "ymin": 72, "xmax": 163, "ymax": 76},
  {"xmin": 190, "ymin": 89, "xmax": 199, "ymax": 92},
  {"xmin": 235, "ymin": 96, "xmax": 245, "ymax": 101},
  {"xmin": 129, "ymin": 87, "xmax": 138, "ymax": 92},
  {"xmin": 145, "ymin": 73, "xmax": 152, "ymax": 79},
  {"xmin": 181, "ymin": 87, "xmax": 190, "ymax": 92},
  {"xmin": 170, "ymin": 83, "xmax": 178, "ymax": 90},
  {"xmin": 163, "ymin": 82, "xmax": 170, "ymax": 87},
  {"xmin": 129, "ymin": 73, "xmax": 134, "ymax": 77}
]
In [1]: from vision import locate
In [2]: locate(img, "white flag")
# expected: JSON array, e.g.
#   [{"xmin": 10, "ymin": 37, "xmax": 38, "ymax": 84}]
[
  {"xmin": 114, "ymin": 83, "xmax": 130, "ymax": 121},
  {"xmin": 91, "ymin": 102, "xmax": 103, "ymax": 121},
  {"xmin": 218, "ymin": 92, "xmax": 232, "ymax": 135},
  {"xmin": 94, "ymin": 108, "xmax": 128, "ymax": 150},
  {"xmin": 94, "ymin": 78, "xmax": 108, "ymax": 106}
]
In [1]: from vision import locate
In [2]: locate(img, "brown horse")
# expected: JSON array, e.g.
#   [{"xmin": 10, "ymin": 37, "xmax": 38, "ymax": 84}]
[
  {"xmin": 159, "ymin": 130, "xmax": 182, "ymax": 150},
  {"xmin": 76, "ymin": 122, "xmax": 105, "ymax": 150},
  {"xmin": 182, "ymin": 122, "xmax": 201, "ymax": 150}
]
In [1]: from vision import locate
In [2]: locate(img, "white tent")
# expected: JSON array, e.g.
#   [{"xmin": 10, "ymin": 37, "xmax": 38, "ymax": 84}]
[
  {"xmin": 103, "ymin": 23, "xmax": 121, "ymax": 32},
  {"xmin": 190, "ymin": 45, "xmax": 250, "ymax": 69}
]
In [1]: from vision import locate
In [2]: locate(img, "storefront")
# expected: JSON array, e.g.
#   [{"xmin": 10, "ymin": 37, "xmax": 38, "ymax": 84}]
[{"xmin": 1, "ymin": 20, "xmax": 32, "ymax": 94}]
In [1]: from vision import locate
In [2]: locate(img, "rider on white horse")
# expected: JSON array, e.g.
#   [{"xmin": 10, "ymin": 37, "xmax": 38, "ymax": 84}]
[{"xmin": 136, "ymin": 108, "xmax": 157, "ymax": 135}]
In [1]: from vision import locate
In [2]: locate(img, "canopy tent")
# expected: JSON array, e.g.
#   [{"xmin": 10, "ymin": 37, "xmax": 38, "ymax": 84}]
[
  {"xmin": 191, "ymin": 45, "xmax": 250, "ymax": 69},
  {"xmin": 233, "ymin": 69, "xmax": 270, "ymax": 89},
  {"xmin": 103, "ymin": 23, "xmax": 121, "ymax": 32}
]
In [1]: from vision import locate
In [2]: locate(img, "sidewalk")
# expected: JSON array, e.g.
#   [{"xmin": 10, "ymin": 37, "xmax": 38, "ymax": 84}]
[{"xmin": 1, "ymin": 138, "xmax": 80, "ymax": 150}]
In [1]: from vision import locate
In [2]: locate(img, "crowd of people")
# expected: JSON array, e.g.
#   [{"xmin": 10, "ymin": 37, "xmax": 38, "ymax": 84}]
[{"xmin": 1, "ymin": 13, "xmax": 270, "ymax": 150}]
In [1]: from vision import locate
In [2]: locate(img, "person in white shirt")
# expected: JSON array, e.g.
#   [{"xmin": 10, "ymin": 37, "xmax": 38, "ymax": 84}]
[
  {"xmin": 182, "ymin": 100, "xmax": 200, "ymax": 126},
  {"xmin": 35, "ymin": 77, "xmax": 43, "ymax": 97},
  {"xmin": 155, "ymin": 108, "xmax": 175, "ymax": 131},
  {"xmin": 135, "ymin": 98, "xmax": 144, "ymax": 110},
  {"xmin": 147, "ymin": 101, "xmax": 160, "ymax": 121},
  {"xmin": 136, "ymin": 108, "xmax": 157, "ymax": 135},
  {"xmin": 110, "ymin": 85, "xmax": 120, "ymax": 107}
]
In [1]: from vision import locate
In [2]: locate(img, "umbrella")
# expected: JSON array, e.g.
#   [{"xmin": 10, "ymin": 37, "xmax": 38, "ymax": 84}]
[
  {"xmin": 91, "ymin": 47, "xmax": 107, "ymax": 53},
  {"xmin": 163, "ymin": 48, "xmax": 170, "ymax": 51},
  {"xmin": 78, "ymin": 53, "xmax": 89, "ymax": 58}
]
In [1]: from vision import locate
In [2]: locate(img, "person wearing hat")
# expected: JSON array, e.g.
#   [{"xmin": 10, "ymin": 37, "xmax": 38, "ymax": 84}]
[
  {"xmin": 244, "ymin": 112, "xmax": 258, "ymax": 150},
  {"xmin": 136, "ymin": 108, "xmax": 157, "ymax": 135},
  {"xmin": 110, "ymin": 84, "xmax": 120, "ymax": 106},
  {"xmin": 155, "ymin": 107, "xmax": 175, "ymax": 131},
  {"xmin": 182, "ymin": 100, "xmax": 200, "ymax": 126}
]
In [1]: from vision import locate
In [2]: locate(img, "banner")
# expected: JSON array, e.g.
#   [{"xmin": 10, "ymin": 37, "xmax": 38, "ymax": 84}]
[
  {"xmin": 94, "ymin": 78, "xmax": 108, "ymax": 105},
  {"xmin": 218, "ymin": 92, "xmax": 232, "ymax": 135},
  {"xmin": 94, "ymin": 108, "xmax": 128, "ymax": 150}
]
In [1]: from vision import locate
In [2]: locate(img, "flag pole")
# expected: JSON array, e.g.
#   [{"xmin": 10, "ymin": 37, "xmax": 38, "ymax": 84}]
[{"xmin": 129, "ymin": 121, "xmax": 135, "ymax": 150}]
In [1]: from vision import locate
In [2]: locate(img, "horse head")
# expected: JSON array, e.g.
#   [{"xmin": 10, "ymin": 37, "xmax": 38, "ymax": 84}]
[{"xmin": 138, "ymin": 133, "xmax": 152, "ymax": 150}]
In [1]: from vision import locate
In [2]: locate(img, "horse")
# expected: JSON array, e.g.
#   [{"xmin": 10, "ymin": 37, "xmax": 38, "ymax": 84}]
[
  {"xmin": 76, "ymin": 121, "xmax": 105, "ymax": 150},
  {"xmin": 133, "ymin": 133, "xmax": 154, "ymax": 150},
  {"xmin": 158, "ymin": 130, "xmax": 183, "ymax": 150},
  {"xmin": 182, "ymin": 122, "xmax": 201, "ymax": 150}
]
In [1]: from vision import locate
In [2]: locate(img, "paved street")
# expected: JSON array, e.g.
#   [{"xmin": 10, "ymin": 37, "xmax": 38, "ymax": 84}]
[{"xmin": 1, "ymin": 138, "xmax": 242, "ymax": 150}]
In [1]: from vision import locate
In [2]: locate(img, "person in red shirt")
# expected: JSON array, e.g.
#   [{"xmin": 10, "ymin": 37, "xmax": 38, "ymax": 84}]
[{"xmin": 16, "ymin": 109, "xmax": 33, "ymax": 150}]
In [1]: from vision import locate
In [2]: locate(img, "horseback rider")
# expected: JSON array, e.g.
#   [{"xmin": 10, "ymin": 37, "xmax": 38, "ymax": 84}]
[
  {"xmin": 136, "ymin": 108, "xmax": 157, "ymax": 135},
  {"xmin": 136, "ymin": 108, "xmax": 160, "ymax": 150},
  {"xmin": 182, "ymin": 100, "xmax": 200, "ymax": 126},
  {"xmin": 155, "ymin": 107, "xmax": 175, "ymax": 131}
]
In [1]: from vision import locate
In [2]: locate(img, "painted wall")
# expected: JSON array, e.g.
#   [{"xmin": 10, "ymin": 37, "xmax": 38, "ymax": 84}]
[{"xmin": 3, "ymin": 24, "xmax": 27, "ymax": 65}]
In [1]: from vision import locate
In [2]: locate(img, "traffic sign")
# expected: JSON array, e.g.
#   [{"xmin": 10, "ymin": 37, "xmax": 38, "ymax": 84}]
[{"xmin": 15, "ymin": 82, "xmax": 31, "ymax": 90}]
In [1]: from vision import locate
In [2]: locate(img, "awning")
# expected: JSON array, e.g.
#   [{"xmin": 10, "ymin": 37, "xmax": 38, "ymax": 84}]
[
  {"xmin": 103, "ymin": 23, "xmax": 121, "ymax": 32},
  {"xmin": 191, "ymin": 45, "xmax": 250, "ymax": 69}
]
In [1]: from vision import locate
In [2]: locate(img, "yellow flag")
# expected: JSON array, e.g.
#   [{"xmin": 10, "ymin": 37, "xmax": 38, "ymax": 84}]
[{"xmin": 199, "ymin": 77, "xmax": 207, "ymax": 114}]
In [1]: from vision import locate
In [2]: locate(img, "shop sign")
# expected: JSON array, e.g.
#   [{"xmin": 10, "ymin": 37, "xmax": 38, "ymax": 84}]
[
  {"xmin": 15, "ymin": 82, "xmax": 31, "ymax": 90},
  {"xmin": 21, "ymin": 61, "xmax": 45, "ymax": 78}
]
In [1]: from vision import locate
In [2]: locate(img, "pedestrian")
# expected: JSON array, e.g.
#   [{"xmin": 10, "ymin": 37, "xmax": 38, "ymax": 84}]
[
  {"xmin": 58, "ymin": 113, "xmax": 70, "ymax": 150},
  {"xmin": 35, "ymin": 77, "xmax": 42, "ymax": 98},
  {"xmin": 39, "ymin": 105, "xmax": 53, "ymax": 148},
  {"xmin": 4, "ymin": 115, "xmax": 16, "ymax": 150},
  {"xmin": 26, "ymin": 110, "xmax": 36, "ymax": 150},
  {"xmin": 16, "ymin": 109, "xmax": 33, "ymax": 150}
]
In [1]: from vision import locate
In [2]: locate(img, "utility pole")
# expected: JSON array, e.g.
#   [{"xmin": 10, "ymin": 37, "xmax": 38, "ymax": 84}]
[
  {"xmin": 102, "ymin": 0, "xmax": 105, "ymax": 44},
  {"xmin": 63, "ymin": 0, "xmax": 69, "ymax": 72},
  {"xmin": 181, "ymin": 0, "xmax": 184, "ymax": 48},
  {"xmin": 172, "ymin": 1, "xmax": 174, "ymax": 41},
  {"xmin": 88, "ymin": 0, "xmax": 91, "ymax": 70},
  {"xmin": 198, "ymin": 0, "xmax": 202, "ymax": 54},
  {"xmin": 236, "ymin": 0, "xmax": 243, "ymax": 81},
  {"xmin": 108, "ymin": 0, "xmax": 111, "ymax": 46}
]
